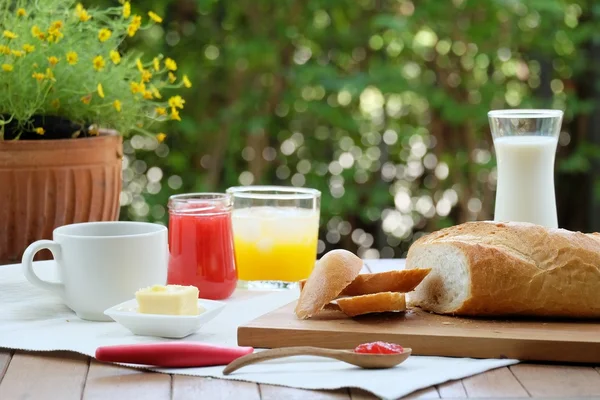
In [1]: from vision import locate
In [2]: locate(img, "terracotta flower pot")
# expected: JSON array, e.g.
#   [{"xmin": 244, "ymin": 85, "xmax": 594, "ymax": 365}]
[{"xmin": 0, "ymin": 134, "xmax": 123, "ymax": 264}]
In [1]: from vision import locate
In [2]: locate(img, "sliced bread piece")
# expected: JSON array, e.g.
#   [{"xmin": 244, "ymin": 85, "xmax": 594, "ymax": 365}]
[
  {"xmin": 336, "ymin": 292, "xmax": 406, "ymax": 317},
  {"xmin": 294, "ymin": 249, "xmax": 363, "ymax": 319}
]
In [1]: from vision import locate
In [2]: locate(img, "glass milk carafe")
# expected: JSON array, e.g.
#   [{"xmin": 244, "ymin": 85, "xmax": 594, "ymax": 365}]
[{"xmin": 488, "ymin": 109, "xmax": 563, "ymax": 228}]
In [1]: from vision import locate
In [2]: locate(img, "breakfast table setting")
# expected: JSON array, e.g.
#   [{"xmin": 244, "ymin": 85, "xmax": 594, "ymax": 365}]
[{"xmin": 2, "ymin": 106, "xmax": 600, "ymax": 400}]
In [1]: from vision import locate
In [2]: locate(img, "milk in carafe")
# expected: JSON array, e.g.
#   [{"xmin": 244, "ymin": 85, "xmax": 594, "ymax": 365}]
[{"xmin": 493, "ymin": 135, "xmax": 558, "ymax": 228}]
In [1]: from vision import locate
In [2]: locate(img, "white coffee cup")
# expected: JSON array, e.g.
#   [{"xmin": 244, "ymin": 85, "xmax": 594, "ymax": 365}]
[{"xmin": 21, "ymin": 221, "xmax": 168, "ymax": 321}]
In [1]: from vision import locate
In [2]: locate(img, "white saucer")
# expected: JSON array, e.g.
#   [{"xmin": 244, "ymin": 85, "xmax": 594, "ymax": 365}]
[{"xmin": 104, "ymin": 298, "xmax": 226, "ymax": 338}]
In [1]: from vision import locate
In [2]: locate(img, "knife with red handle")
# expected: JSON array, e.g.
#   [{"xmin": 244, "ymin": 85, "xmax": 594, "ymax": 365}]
[{"xmin": 95, "ymin": 342, "xmax": 254, "ymax": 368}]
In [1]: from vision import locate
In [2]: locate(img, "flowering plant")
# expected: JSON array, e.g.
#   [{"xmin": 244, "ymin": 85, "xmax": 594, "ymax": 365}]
[{"xmin": 0, "ymin": 0, "xmax": 190, "ymax": 141}]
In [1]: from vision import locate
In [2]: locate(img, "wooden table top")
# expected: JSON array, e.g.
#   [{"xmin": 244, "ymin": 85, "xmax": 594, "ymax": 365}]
[
  {"xmin": 2, "ymin": 260, "xmax": 600, "ymax": 399},
  {"xmin": 2, "ymin": 350, "xmax": 600, "ymax": 399}
]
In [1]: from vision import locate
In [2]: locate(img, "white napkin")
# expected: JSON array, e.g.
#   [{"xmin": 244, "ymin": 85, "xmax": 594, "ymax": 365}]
[{"xmin": 0, "ymin": 261, "xmax": 518, "ymax": 400}]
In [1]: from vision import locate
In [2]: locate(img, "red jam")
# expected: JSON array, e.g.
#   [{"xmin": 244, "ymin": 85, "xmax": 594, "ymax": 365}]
[{"xmin": 354, "ymin": 341, "xmax": 404, "ymax": 354}]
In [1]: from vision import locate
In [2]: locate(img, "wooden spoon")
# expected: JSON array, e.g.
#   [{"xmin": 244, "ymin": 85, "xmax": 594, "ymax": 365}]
[{"xmin": 222, "ymin": 346, "xmax": 412, "ymax": 375}]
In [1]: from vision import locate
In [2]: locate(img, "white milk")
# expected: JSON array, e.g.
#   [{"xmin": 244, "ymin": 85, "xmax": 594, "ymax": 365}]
[{"xmin": 493, "ymin": 135, "xmax": 558, "ymax": 228}]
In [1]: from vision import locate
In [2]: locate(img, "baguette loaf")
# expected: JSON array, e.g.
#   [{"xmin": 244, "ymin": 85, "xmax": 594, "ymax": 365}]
[{"xmin": 406, "ymin": 221, "xmax": 600, "ymax": 318}]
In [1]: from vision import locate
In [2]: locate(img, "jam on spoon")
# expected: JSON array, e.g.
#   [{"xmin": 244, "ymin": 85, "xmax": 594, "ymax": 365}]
[{"xmin": 354, "ymin": 341, "xmax": 404, "ymax": 354}]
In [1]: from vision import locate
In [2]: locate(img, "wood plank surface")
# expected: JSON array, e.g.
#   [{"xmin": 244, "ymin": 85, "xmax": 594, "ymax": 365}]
[
  {"xmin": 4, "ymin": 350, "xmax": 600, "ymax": 399},
  {"xmin": 238, "ymin": 301, "xmax": 600, "ymax": 363},
  {"xmin": 436, "ymin": 380, "xmax": 468, "ymax": 398},
  {"xmin": 260, "ymin": 384, "xmax": 350, "ymax": 400},
  {"xmin": 402, "ymin": 387, "xmax": 440, "ymax": 399},
  {"xmin": 83, "ymin": 360, "xmax": 171, "ymax": 400},
  {"xmin": 349, "ymin": 385, "xmax": 439, "ymax": 399},
  {"xmin": 0, "ymin": 350, "xmax": 11, "ymax": 383},
  {"xmin": 172, "ymin": 375, "xmax": 260, "ymax": 400},
  {"xmin": 511, "ymin": 364, "xmax": 600, "ymax": 397},
  {"xmin": 0, "ymin": 351, "xmax": 88, "ymax": 400},
  {"xmin": 462, "ymin": 367, "xmax": 528, "ymax": 398}
]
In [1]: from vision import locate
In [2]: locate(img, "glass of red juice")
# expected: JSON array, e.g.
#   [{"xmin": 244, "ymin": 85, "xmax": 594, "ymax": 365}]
[{"xmin": 167, "ymin": 193, "xmax": 237, "ymax": 300}]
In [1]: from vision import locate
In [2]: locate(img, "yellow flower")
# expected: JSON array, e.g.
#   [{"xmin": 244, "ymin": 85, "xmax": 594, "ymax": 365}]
[
  {"xmin": 165, "ymin": 58, "xmax": 177, "ymax": 71},
  {"xmin": 127, "ymin": 15, "xmax": 142, "ymax": 37},
  {"xmin": 156, "ymin": 133, "xmax": 166, "ymax": 143},
  {"xmin": 130, "ymin": 81, "xmax": 145, "ymax": 94},
  {"xmin": 183, "ymin": 75, "xmax": 192, "ymax": 88},
  {"xmin": 0, "ymin": 46, "xmax": 10, "ymax": 55},
  {"xmin": 32, "ymin": 72, "xmax": 45, "ymax": 81},
  {"xmin": 93, "ymin": 55, "xmax": 105, "ymax": 71},
  {"xmin": 113, "ymin": 100, "xmax": 122, "ymax": 112},
  {"xmin": 35, "ymin": 127, "xmax": 45, "ymax": 135},
  {"xmin": 148, "ymin": 11, "xmax": 163, "ymax": 23},
  {"xmin": 123, "ymin": 1, "xmax": 131, "ymax": 18},
  {"xmin": 51, "ymin": 21, "xmax": 64, "ymax": 30},
  {"xmin": 3, "ymin": 31, "xmax": 17, "ymax": 40},
  {"xmin": 136, "ymin": 58, "xmax": 144, "ymax": 72},
  {"xmin": 48, "ymin": 22, "xmax": 64, "ymax": 43},
  {"xmin": 76, "ymin": 4, "xmax": 91, "ymax": 22},
  {"xmin": 48, "ymin": 56, "xmax": 59, "ymax": 67},
  {"xmin": 11, "ymin": 50, "xmax": 24, "ymax": 57},
  {"xmin": 127, "ymin": 25, "xmax": 137, "ymax": 37},
  {"xmin": 81, "ymin": 94, "xmax": 92, "ymax": 104},
  {"xmin": 109, "ymin": 50, "xmax": 121, "ymax": 65},
  {"xmin": 98, "ymin": 28, "xmax": 112, "ymax": 42},
  {"xmin": 2, "ymin": 64, "xmax": 13, "ymax": 72},
  {"xmin": 17, "ymin": 8, "xmax": 26, "ymax": 17},
  {"xmin": 66, "ymin": 51, "xmax": 78, "ymax": 65},
  {"xmin": 97, "ymin": 83, "xmax": 105, "ymax": 98},
  {"xmin": 31, "ymin": 26, "xmax": 45, "ymax": 40},
  {"xmin": 168, "ymin": 72, "xmax": 176, "ymax": 83},
  {"xmin": 48, "ymin": 31, "xmax": 64, "ymax": 43},
  {"xmin": 170, "ymin": 107, "xmax": 181, "ymax": 121},
  {"xmin": 45, "ymin": 68, "xmax": 55, "ymax": 81},
  {"xmin": 168, "ymin": 95, "xmax": 185, "ymax": 109},
  {"xmin": 151, "ymin": 86, "xmax": 162, "ymax": 99},
  {"xmin": 51, "ymin": 99, "xmax": 60, "ymax": 109},
  {"xmin": 153, "ymin": 57, "xmax": 160, "ymax": 71},
  {"xmin": 141, "ymin": 70, "xmax": 152, "ymax": 83},
  {"xmin": 23, "ymin": 44, "xmax": 35, "ymax": 53},
  {"xmin": 155, "ymin": 107, "xmax": 167, "ymax": 116},
  {"xmin": 143, "ymin": 90, "xmax": 153, "ymax": 99}
]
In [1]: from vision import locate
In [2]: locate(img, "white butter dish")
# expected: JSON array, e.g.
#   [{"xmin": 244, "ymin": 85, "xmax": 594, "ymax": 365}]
[{"xmin": 104, "ymin": 298, "xmax": 226, "ymax": 338}]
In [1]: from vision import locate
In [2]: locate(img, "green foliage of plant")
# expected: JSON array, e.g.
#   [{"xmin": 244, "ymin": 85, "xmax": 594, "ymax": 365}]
[
  {"xmin": 95, "ymin": 0, "xmax": 598, "ymax": 256},
  {"xmin": 0, "ymin": 0, "xmax": 191, "ymax": 140}
]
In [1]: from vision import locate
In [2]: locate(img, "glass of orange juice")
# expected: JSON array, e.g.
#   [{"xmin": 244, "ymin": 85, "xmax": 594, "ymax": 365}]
[{"xmin": 226, "ymin": 186, "xmax": 321, "ymax": 289}]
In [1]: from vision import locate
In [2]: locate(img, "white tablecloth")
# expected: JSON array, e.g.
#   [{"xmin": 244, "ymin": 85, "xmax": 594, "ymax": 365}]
[{"xmin": 0, "ymin": 260, "xmax": 517, "ymax": 400}]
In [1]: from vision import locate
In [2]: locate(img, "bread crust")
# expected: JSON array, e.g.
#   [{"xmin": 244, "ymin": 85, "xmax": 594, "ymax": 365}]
[
  {"xmin": 299, "ymin": 268, "xmax": 431, "ymax": 295},
  {"xmin": 342, "ymin": 269, "xmax": 431, "ymax": 296},
  {"xmin": 294, "ymin": 249, "xmax": 363, "ymax": 319},
  {"xmin": 337, "ymin": 292, "xmax": 406, "ymax": 317},
  {"xmin": 406, "ymin": 221, "xmax": 600, "ymax": 318}
]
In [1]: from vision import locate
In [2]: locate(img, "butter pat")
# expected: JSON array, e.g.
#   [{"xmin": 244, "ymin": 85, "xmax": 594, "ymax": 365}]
[{"xmin": 135, "ymin": 285, "xmax": 203, "ymax": 315}]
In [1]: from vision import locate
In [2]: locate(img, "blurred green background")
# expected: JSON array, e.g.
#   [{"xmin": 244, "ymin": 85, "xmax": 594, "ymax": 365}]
[{"xmin": 94, "ymin": 0, "xmax": 600, "ymax": 258}]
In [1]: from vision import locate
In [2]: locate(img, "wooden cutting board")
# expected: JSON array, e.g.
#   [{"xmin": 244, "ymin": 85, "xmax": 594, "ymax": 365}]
[{"xmin": 238, "ymin": 301, "xmax": 600, "ymax": 364}]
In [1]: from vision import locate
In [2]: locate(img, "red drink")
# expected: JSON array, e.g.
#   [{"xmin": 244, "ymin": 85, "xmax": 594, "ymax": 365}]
[{"xmin": 167, "ymin": 194, "xmax": 237, "ymax": 300}]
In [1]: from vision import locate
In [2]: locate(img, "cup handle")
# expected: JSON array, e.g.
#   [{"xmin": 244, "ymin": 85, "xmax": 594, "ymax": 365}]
[{"xmin": 21, "ymin": 240, "xmax": 66, "ymax": 298}]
